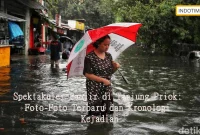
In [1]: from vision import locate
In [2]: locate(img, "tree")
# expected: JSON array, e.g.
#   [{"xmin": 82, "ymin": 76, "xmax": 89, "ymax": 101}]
[
  {"xmin": 44, "ymin": 0, "xmax": 59, "ymax": 19},
  {"xmin": 47, "ymin": 0, "xmax": 115, "ymax": 28},
  {"xmin": 46, "ymin": 0, "xmax": 200, "ymax": 53},
  {"xmin": 111, "ymin": 0, "xmax": 200, "ymax": 53}
]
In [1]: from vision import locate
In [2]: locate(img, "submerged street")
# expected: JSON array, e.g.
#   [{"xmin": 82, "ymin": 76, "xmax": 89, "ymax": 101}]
[{"xmin": 0, "ymin": 47, "xmax": 200, "ymax": 135}]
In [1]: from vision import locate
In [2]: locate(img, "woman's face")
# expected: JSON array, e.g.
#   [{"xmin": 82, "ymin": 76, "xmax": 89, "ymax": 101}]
[{"xmin": 98, "ymin": 38, "xmax": 111, "ymax": 52}]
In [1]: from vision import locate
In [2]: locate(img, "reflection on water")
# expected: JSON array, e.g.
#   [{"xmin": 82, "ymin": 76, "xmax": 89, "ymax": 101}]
[
  {"xmin": 0, "ymin": 67, "xmax": 10, "ymax": 95},
  {"xmin": 0, "ymin": 48, "xmax": 200, "ymax": 135}
]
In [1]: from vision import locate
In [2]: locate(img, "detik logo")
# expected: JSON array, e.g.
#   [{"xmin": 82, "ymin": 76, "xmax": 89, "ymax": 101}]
[{"xmin": 74, "ymin": 40, "xmax": 85, "ymax": 53}]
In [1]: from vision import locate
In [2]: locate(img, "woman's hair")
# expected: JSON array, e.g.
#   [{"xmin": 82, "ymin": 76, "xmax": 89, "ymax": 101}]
[{"xmin": 93, "ymin": 35, "xmax": 110, "ymax": 48}]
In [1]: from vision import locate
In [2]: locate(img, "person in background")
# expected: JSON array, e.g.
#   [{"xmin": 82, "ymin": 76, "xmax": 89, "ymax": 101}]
[
  {"xmin": 63, "ymin": 40, "xmax": 73, "ymax": 52},
  {"xmin": 83, "ymin": 35, "xmax": 120, "ymax": 117},
  {"xmin": 50, "ymin": 32, "xmax": 62, "ymax": 68},
  {"xmin": 62, "ymin": 48, "xmax": 70, "ymax": 59}
]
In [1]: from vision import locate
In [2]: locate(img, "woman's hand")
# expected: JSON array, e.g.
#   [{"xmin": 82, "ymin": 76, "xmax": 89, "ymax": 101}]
[
  {"xmin": 85, "ymin": 73, "xmax": 111, "ymax": 85},
  {"xmin": 101, "ymin": 78, "xmax": 111, "ymax": 86},
  {"xmin": 112, "ymin": 61, "xmax": 120, "ymax": 69},
  {"xmin": 112, "ymin": 61, "xmax": 120, "ymax": 73}
]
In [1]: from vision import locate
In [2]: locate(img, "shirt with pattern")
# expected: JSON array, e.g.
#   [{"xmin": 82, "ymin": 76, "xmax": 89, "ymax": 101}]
[{"xmin": 83, "ymin": 51, "xmax": 114, "ymax": 116}]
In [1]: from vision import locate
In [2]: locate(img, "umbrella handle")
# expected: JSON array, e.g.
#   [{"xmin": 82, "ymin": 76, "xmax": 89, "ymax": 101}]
[{"xmin": 118, "ymin": 69, "xmax": 129, "ymax": 84}]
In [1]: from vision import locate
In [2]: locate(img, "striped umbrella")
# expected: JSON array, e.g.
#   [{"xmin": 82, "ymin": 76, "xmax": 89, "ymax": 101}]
[{"xmin": 66, "ymin": 23, "xmax": 142, "ymax": 78}]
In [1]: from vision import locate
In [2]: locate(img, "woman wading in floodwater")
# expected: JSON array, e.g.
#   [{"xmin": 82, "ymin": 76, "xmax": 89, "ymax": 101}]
[{"xmin": 83, "ymin": 35, "xmax": 120, "ymax": 117}]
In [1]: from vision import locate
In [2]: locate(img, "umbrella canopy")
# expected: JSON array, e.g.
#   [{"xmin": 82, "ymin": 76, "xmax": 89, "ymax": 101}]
[
  {"xmin": 59, "ymin": 36, "xmax": 73, "ymax": 43},
  {"xmin": 66, "ymin": 23, "xmax": 142, "ymax": 78}
]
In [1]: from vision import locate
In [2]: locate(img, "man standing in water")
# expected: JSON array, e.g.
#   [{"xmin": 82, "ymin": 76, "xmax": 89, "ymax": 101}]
[{"xmin": 50, "ymin": 32, "xmax": 62, "ymax": 68}]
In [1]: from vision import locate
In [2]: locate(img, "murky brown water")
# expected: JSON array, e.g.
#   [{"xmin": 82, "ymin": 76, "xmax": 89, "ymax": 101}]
[{"xmin": 0, "ymin": 47, "xmax": 200, "ymax": 135}]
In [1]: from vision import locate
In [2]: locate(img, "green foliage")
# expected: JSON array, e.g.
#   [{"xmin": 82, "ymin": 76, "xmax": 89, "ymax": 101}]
[
  {"xmin": 47, "ymin": 0, "xmax": 115, "ymax": 28},
  {"xmin": 111, "ymin": 0, "xmax": 200, "ymax": 53},
  {"xmin": 46, "ymin": 0, "xmax": 200, "ymax": 53},
  {"xmin": 44, "ymin": 0, "xmax": 59, "ymax": 19}
]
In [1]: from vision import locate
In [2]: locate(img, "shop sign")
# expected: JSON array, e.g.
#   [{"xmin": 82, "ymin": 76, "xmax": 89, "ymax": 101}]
[
  {"xmin": 68, "ymin": 20, "xmax": 85, "ymax": 30},
  {"xmin": 75, "ymin": 21, "xmax": 85, "ymax": 30}
]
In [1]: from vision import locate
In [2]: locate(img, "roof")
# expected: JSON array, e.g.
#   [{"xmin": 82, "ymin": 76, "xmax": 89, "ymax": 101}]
[
  {"xmin": 0, "ymin": 12, "xmax": 26, "ymax": 22},
  {"xmin": 75, "ymin": 19, "xmax": 86, "ymax": 23},
  {"xmin": 17, "ymin": 0, "xmax": 47, "ymax": 10},
  {"xmin": 49, "ymin": 19, "xmax": 77, "ymax": 30}
]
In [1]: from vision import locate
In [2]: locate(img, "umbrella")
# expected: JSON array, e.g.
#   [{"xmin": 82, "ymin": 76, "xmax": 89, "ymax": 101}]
[
  {"xmin": 66, "ymin": 23, "xmax": 142, "ymax": 78},
  {"xmin": 59, "ymin": 36, "xmax": 73, "ymax": 44}
]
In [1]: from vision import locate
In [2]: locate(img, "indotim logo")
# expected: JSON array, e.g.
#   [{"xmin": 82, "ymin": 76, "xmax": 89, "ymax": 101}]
[
  {"xmin": 74, "ymin": 40, "xmax": 85, "ymax": 53},
  {"xmin": 176, "ymin": 5, "xmax": 200, "ymax": 16}
]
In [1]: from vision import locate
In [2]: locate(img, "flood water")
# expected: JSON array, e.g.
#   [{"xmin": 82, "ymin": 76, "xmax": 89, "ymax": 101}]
[{"xmin": 0, "ymin": 47, "xmax": 200, "ymax": 135}]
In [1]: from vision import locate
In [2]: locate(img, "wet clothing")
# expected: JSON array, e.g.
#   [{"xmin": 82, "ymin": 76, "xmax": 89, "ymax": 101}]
[
  {"xmin": 50, "ymin": 40, "xmax": 61, "ymax": 61},
  {"xmin": 83, "ymin": 51, "xmax": 114, "ymax": 116}
]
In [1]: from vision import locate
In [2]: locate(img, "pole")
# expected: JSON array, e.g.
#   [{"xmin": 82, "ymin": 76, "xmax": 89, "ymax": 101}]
[{"xmin": 118, "ymin": 69, "xmax": 129, "ymax": 84}]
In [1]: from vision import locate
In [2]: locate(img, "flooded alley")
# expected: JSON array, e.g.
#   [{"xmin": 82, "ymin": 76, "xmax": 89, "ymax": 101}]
[{"xmin": 0, "ymin": 47, "xmax": 200, "ymax": 135}]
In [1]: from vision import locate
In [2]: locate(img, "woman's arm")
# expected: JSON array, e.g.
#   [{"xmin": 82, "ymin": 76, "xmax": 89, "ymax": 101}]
[{"xmin": 84, "ymin": 73, "xmax": 111, "ymax": 86}]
